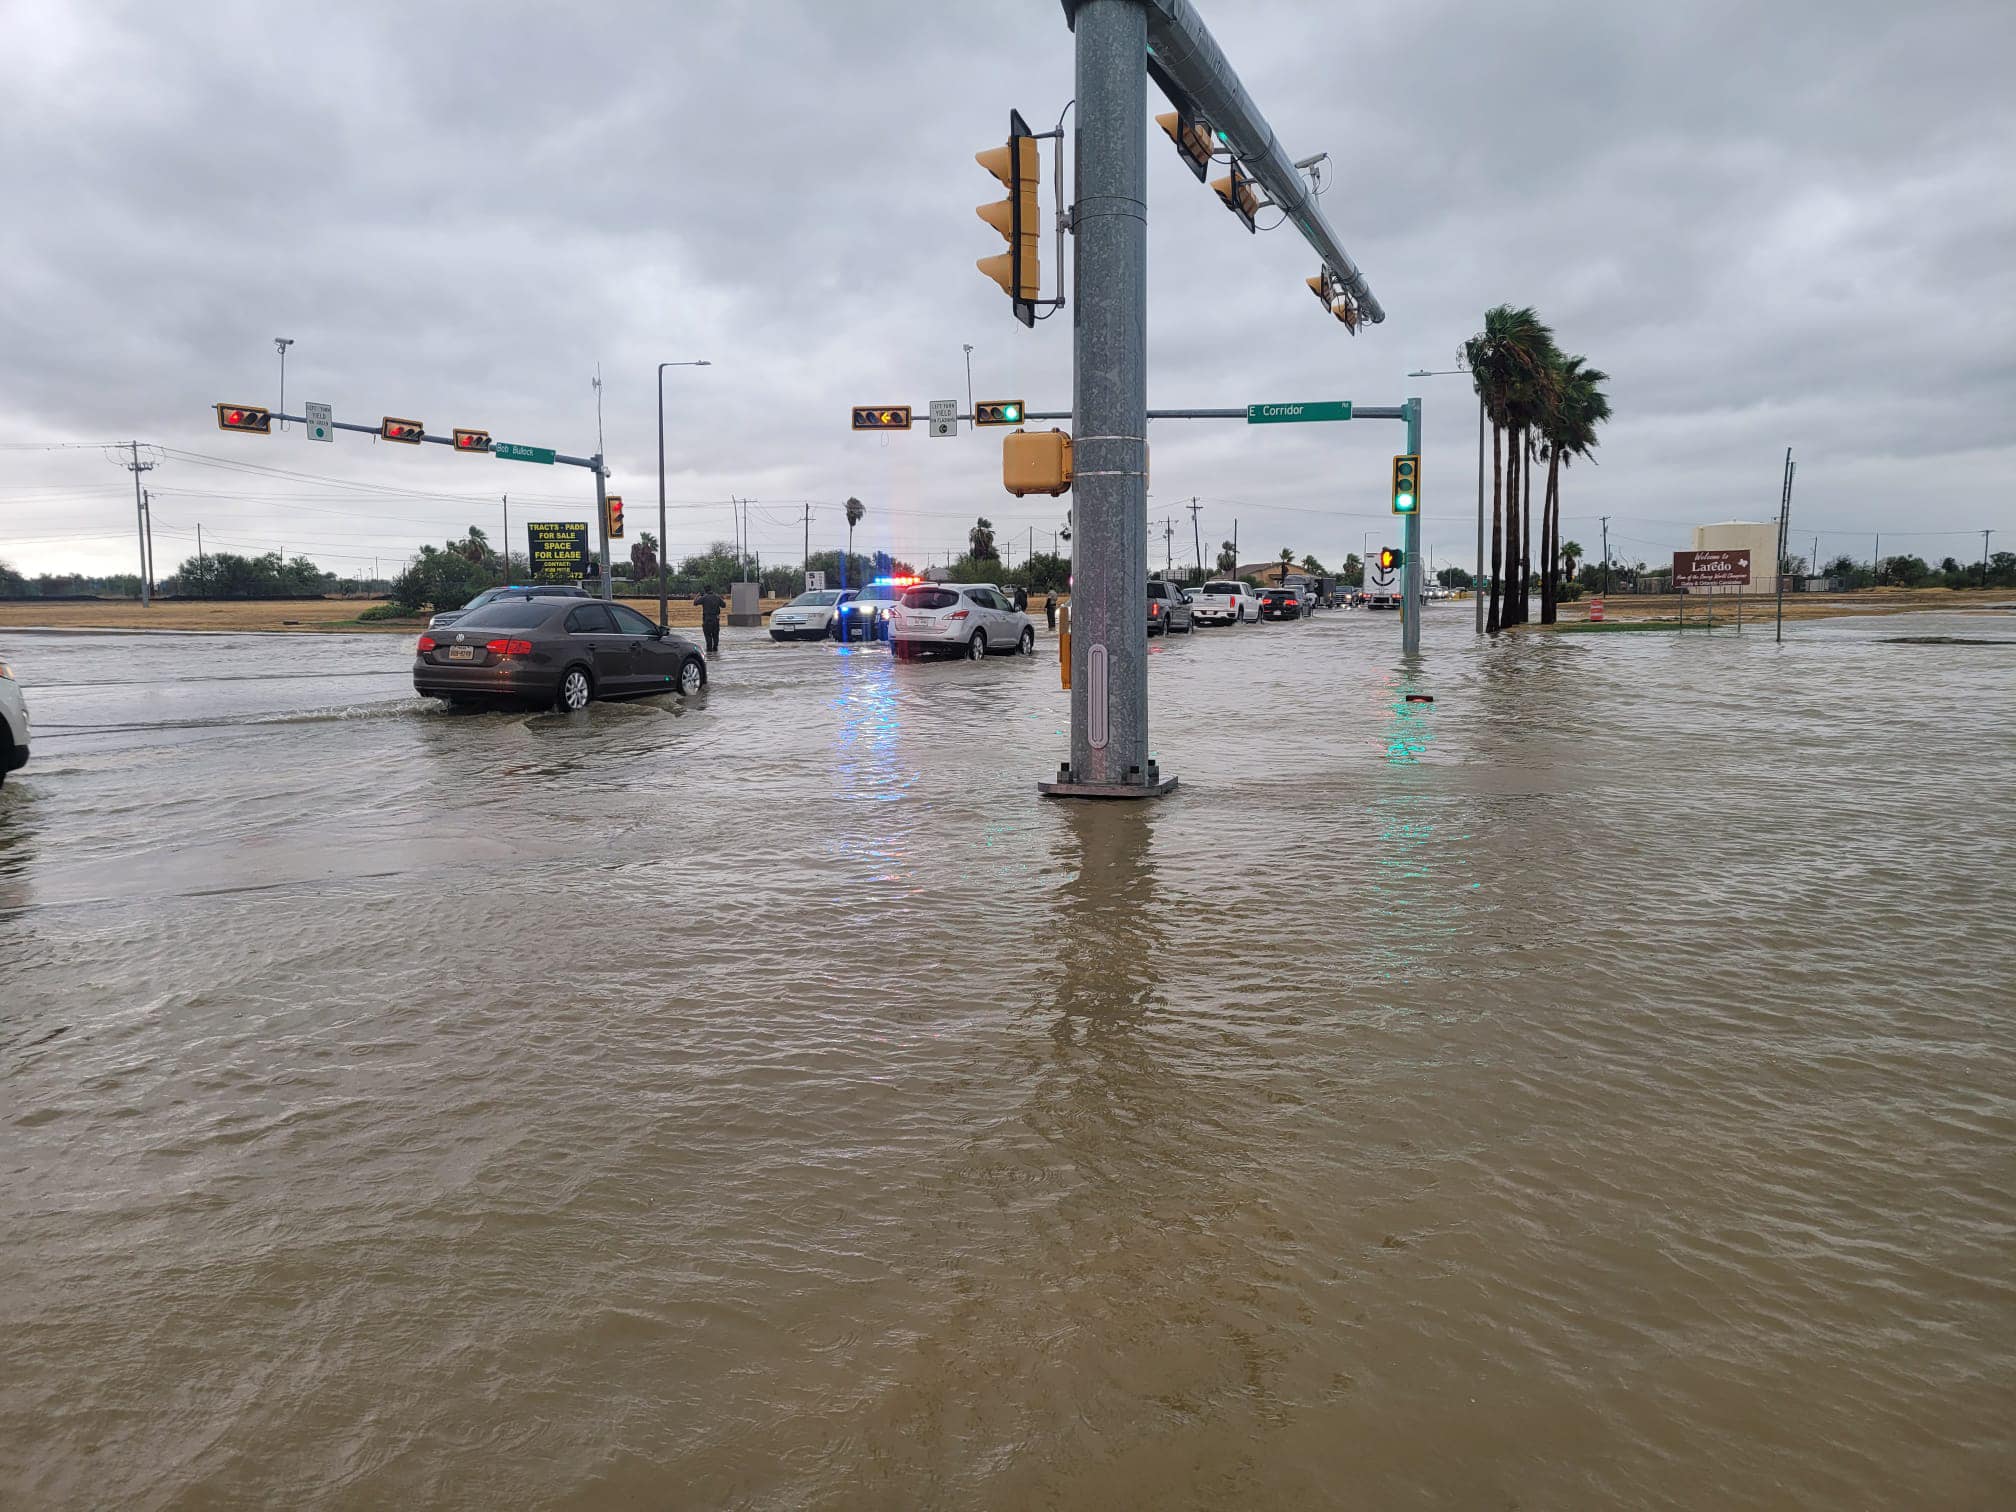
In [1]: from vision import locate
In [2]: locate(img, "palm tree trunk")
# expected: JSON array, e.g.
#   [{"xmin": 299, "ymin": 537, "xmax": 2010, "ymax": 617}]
[
  {"xmin": 1519, "ymin": 431, "xmax": 1535, "ymax": 623},
  {"xmin": 1504, "ymin": 429, "xmax": 1523, "ymax": 624},
  {"xmin": 1548, "ymin": 447, "xmax": 1564, "ymax": 624},
  {"xmin": 1487, "ymin": 423, "xmax": 1504, "ymax": 632}
]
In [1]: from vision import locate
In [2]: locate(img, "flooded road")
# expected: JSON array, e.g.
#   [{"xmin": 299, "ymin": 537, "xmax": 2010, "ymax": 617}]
[{"xmin": 4, "ymin": 607, "xmax": 2013, "ymax": 1509}]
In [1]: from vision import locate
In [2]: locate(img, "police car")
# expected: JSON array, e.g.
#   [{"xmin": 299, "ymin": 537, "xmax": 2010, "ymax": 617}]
[{"xmin": 835, "ymin": 576, "xmax": 920, "ymax": 643}]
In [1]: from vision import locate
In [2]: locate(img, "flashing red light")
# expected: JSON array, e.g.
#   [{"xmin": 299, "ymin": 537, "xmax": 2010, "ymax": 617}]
[
  {"xmin": 417, "ymin": 635, "xmax": 437, "ymax": 652},
  {"xmin": 485, "ymin": 638, "xmax": 533, "ymax": 657}
]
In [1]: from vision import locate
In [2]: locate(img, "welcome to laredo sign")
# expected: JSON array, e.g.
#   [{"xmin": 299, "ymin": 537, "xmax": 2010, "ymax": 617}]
[{"xmin": 1673, "ymin": 549, "xmax": 1751, "ymax": 587}]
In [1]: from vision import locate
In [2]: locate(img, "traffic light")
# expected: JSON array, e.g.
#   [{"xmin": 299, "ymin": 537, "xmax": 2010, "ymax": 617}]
[
  {"xmin": 1378, "ymin": 546, "xmax": 1403, "ymax": 572},
  {"xmin": 1307, "ymin": 271, "xmax": 1361, "ymax": 329},
  {"xmin": 452, "ymin": 428, "xmax": 490, "ymax": 454},
  {"xmin": 1209, "ymin": 160, "xmax": 1261, "ymax": 233},
  {"xmin": 976, "ymin": 108, "xmax": 1040, "ymax": 327},
  {"xmin": 382, "ymin": 417, "xmax": 424, "ymax": 444},
  {"xmin": 1155, "ymin": 109, "xmax": 1214, "ymax": 182},
  {"xmin": 1003, "ymin": 428, "xmax": 1072, "ymax": 497},
  {"xmin": 1391, "ymin": 454, "xmax": 1420, "ymax": 515},
  {"xmin": 606, "ymin": 495, "xmax": 624, "ymax": 540},
  {"xmin": 974, "ymin": 400, "xmax": 1024, "ymax": 427},
  {"xmin": 215, "ymin": 403, "xmax": 272, "ymax": 434},
  {"xmin": 851, "ymin": 406, "xmax": 912, "ymax": 431}
]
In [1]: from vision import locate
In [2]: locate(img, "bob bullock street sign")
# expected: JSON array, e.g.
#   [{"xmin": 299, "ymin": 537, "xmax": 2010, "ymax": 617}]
[{"xmin": 1673, "ymin": 549, "xmax": 1752, "ymax": 587}]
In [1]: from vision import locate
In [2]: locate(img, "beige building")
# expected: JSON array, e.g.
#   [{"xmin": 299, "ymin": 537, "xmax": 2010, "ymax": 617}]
[{"xmin": 1691, "ymin": 521, "xmax": 1780, "ymax": 594}]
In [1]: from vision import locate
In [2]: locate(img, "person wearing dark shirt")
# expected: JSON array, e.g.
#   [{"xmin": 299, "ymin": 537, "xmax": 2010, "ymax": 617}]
[
  {"xmin": 1045, "ymin": 591, "xmax": 1057, "ymax": 630},
  {"xmin": 1014, "ymin": 584, "xmax": 1029, "ymax": 613},
  {"xmin": 696, "ymin": 587, "xmax": 725, "ymax": 654}
]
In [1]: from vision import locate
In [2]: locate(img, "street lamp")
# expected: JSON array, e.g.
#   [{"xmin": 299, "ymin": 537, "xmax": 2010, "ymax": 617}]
[
  {"xmin": 1409, "ymin": 364, "xmax": 1486, "ymax": 633},
  {"xmin": 657, "ymin": 359, "xmax": 713, "ymax": 630},
  {"xmin": 275, "ymin": 337, "xmax": 294, "ymax": 431}
]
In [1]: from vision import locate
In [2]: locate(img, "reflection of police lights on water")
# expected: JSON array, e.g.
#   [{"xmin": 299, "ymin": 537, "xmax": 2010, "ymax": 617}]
[{"xmin": 836, "ymin": 576, "xmax": 922, "ymax": 643}]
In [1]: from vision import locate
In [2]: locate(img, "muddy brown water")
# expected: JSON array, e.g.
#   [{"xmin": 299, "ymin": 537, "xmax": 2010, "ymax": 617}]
[{"xmin": 4, "ymin": 608, "xmax": 2013, "ymax": 1509}]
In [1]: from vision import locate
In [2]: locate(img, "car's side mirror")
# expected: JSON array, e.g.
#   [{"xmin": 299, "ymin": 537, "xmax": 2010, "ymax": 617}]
[{"xmin": 650, "ymin": 624, "xmax": 667, "ymax": 638}]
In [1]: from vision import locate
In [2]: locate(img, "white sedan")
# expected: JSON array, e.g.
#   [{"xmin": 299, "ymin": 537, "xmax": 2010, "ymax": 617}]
[
  {"xmin": 889, "ymin": 583, "xmax": 1036, "ymax": 660},
  {"xmin": 769, "ymin": 589, "xmax": 856, "ymax": 641},
  {"xmin": 1188, "ymin": 579, "xmax": 1261, "ymax": 625}
]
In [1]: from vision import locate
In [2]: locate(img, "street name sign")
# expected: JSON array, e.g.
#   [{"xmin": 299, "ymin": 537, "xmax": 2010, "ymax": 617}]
[
  {"xmin": 527, "ymin": 521, "xmax": 588, "ymax": 578},
  {"xmin": 303, "ymin": 401, "xmax": 332, "ymax": 442},
  {"xmin": 929, "ymin": 399, "xmax": 958, "ymax": 438},
  {"xmin": 1246, "ymin": 401, "xmax": 1352, "ymax": 424},
  {"xmin": 1673, "ymin": 549, "xmax": 1751, "ymax": 587},
  {"xmin": 495, "ymin": 442, "xmax": 557, "ymax": 465}
]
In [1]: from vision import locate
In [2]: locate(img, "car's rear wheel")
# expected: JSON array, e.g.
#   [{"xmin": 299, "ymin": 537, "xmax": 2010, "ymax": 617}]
[
  {"xmin": 967, "ymin": 630, "xmax": 988, "ymax": 660},
  {"xmin": 678, "ymin": 656, "xmax": 706, "ymax": 696},
  {"xmin": 1018, "ymin": 626, "xmax": 1035, "ymax": 655},
  {"xmin": 557, "ymin": 666, "xmax": 593, "ymax": 712}
]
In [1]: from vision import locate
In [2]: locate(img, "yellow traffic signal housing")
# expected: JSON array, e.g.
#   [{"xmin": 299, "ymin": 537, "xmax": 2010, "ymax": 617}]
[
  {"xmin": 851, "ymin": 406, "xmax": 912, "ymax": 431},
  {"xmin": 607, "ymin": 495, "xmax": 625, "ymax": 540},
  {"xmin": 1155, "ymin": 109, "xmax": 1214, "ymax": 182},
  {"xmin": 1209, "ymin": 161, "xmax": 1262, "ymax": 233},
  {"xmin": 976, "ymin": 108, "xmax": 1040, "ymax": 327},
  {"xmin": 452, "ymin": 428, "xmax": 490, "ymax": 453},
  {"xmin": 1307, "ymin": 271, "xmax": 1361, "ymax": 330},
  {"xmin": 974, "ymin": 399, "xmax": 1025, "ymax": 427},
  {"xmin": 1003, "ymin": 428, "xmax": 1072, "ymax": 497},
  {"xmin": 215, "ymin": 403, "xmax": 271, "ymax": 433},
  {"xmin": 1391, "ymin": 454, "xmax": 1420, "ymax": 515},
  {"xmin": 382, "ymin": 416, "xmax": 424, "ymax": 444}
]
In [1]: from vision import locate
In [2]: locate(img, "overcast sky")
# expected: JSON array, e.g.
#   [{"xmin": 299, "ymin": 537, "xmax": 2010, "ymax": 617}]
[{"xmin": 3, "ymin": 0, "xmax": 2012, "ymax": 582}]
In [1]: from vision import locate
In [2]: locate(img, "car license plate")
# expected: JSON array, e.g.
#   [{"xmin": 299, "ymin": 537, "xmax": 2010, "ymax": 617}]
[{"xmin": 447, "ymin": 645, "xmax": 476, "ymax": 662}]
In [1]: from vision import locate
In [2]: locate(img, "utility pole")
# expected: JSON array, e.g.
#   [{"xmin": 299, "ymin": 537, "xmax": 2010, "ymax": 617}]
[
  {"xmin": 1232, "ymin": 518, "xmax": 1238, "ymax": 574},
  {"xmin": 1600, "ymin": 515, "xmax": 1611, "ymax": 596},
  {"xmin": 803, "ymin": 501, "xmax": 812, "ymax": 586},
  {"xmin": 1775, "ymin": 448, "xmax": 1794, "ymax": 643},
  {"xmin": 962, "ymin": 344, "xmax": 975, "ymax": 432},
  {"xmin": 1188, "ymin": 496, "xmax": 1202, "ymax": 578},
  {"xmin": 1873, "ymin": 533, "xmax": 1880, "ymax": 584},
  {"xmin": 594, "ymin": 455, "xmax": 611, "ymax": 601},
  {"xmin": 501, "ymin": 496, "xmax": 510, "ymax": 581},
  {"xmin": 1163, "ymin": 519, "xmax": 1175, "ymax": 575},
  {"xmin": 1401, "ymin": 397, "xmax": 1422, "ymax": 655},
  {"xmin": 142, "ymin": 488, "xmax": 155, "ymax": 597},
  {"xmin": 197, "ymin": 524, "xmax": 205, "ymax": 598},
  {"xmin": 122, "ymin": 440, "xmax": 155, "ymax": 607},
  {"xmin": 1984, "ymin": 530, "xmax": 1995, "ymax": 588}
]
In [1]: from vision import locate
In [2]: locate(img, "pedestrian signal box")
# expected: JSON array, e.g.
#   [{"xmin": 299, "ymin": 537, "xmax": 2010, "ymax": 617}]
[
  {"xmin": 1003, "ymin": 428, "xmax": 1072, "ymax": 497},
  {"xmin": 1378, "ymin": 546, "xmax": 1403, "ymax": 572}
]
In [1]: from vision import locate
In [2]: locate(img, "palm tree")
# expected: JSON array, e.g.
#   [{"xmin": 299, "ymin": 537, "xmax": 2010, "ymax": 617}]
[
  {"xmin": 970, "ymin": 517, "xmax": 997, "ymax": 560},
  {"xmin": 844, "ymin": 497, "xmax": 864, "ymax": 588},
  {"xmin": 1216, "ymin": 540, "xmax": 1237, "ymax": 573},
  {"xmin": 1301, "ymin": 553, "xmax": 1328, "ymax": 576},
  {"xmin": 1277, "ymin": 547, "xmax": 1294, "ymax": 583},
  {"xmin": 1465, "ymin": 306, "xmax": 1557, "ymax": 631},
  {"xmin": 1560, "ymin": 539, "xmax": 1583, "ymax": 583},
  {"xmin": 1535, "ymin": 357, "xmax": 1610, "ymax": 623}
]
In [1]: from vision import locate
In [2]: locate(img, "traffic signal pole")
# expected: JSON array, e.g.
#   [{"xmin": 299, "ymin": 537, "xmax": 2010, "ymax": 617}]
[
  {"xmin": 1403, "ymin": 397, "xmax": 1422, "ymax": 655},
  {"xmin": 1040, "ymin": 0, "xmax": 1170, "ymax": 799}
]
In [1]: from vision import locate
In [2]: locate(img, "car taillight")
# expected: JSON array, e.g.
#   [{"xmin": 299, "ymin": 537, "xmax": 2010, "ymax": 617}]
[
  {"xmin": 949, "ymin": 610, "xmax": 969, "ymax": 619},
  {"xmin": 417, "ymin": 636, "xmax": 436, "ymax": 652},
  {"xmin": 486, "ymin": 638, "xmax": 533, "ymax": 656},
  {"xmin": 1151, "ymin": 604, "xmax": 1161, "ymax": 616}
]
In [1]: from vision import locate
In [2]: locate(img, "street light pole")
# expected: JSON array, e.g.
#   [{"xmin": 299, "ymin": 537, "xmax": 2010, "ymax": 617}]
[
  {"xmin": 656, "ymin": 359, "xmax": 712, "ymax": 629},
  {"xmin": 274, "ymin": 337, "xmax": 294, "ymax": 431}
]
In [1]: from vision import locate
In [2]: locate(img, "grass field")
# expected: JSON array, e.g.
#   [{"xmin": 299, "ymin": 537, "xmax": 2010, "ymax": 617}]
[{"xmin": 0, "ymin": 596, "xmax": 792, "ymax": 634}]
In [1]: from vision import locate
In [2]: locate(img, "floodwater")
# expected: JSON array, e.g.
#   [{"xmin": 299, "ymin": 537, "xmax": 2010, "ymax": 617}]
[{"xmin": 3, "ymin": 606, "xmax": 2013, "ymax": 1509}]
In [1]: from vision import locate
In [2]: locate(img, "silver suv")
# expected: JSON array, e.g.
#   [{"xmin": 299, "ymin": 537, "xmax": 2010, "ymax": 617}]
[{"xmin": 1146, "ymin": 579, "xmax": 1194, "ymax": 636}]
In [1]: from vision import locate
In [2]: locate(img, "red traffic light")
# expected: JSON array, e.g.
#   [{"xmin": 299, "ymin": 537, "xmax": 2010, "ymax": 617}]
[
  {"xmin": 381, "ymin": 416, "xmax": 424, "ymax": 444},
  {"xmin": 606, "ymin": 495, "xmax": 625, "ymax": 540},
  {"xmin": 452, "ymin": 428, "xmax": 491, "ymax": 453},
  {"xmin": 215, "ymin": 403, "xmax": 272, "ymax": 434}
]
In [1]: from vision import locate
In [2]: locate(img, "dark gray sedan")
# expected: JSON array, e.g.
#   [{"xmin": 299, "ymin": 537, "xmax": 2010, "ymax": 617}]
[{"xmin": 414, "ymin": 597, "xmax": 707, "ymax": 710}]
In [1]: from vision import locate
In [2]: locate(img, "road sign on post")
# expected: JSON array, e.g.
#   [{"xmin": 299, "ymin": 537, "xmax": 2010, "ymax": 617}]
[
  {"xmin": 929, "ymin": 399, "xmax": 958, "ymax": 438},
  {"xmin": 494, "ymin": 442, "xmax": 556, "ymax": 464},
  {"xmin": 303, "ymin": 402, "xmax": 332, "ymax": 442},
  {"xmin": 527, "ymin": 522, "xmax": 588, "ymax": 580},
  {"xmin": 1673, "ymin": 549, "xmax": 1751, "ymax": 587},
  {"xmin": 1246, "ymin": 401, "xmax": 1352, "ymax": 424}
]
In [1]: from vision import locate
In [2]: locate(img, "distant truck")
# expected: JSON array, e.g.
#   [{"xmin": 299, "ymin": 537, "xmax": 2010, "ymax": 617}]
[{"xmin": 1361, "ymin": 556, "xmax": 1401, "ymax": 610}]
